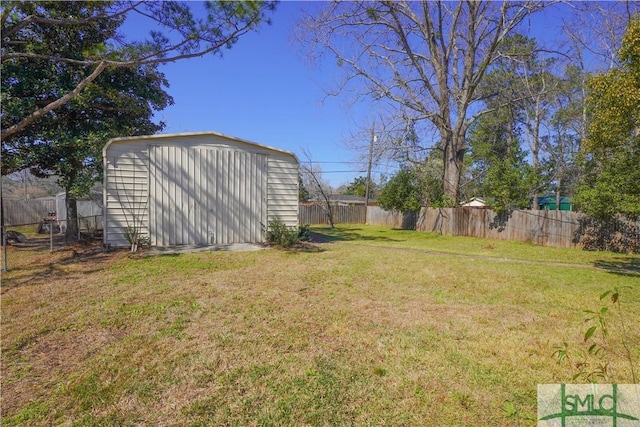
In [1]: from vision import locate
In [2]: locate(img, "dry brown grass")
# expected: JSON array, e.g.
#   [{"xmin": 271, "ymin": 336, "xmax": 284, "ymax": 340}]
[{"xmin": 1, "ymin": 226, "xmax": 638, "ymax": 426}]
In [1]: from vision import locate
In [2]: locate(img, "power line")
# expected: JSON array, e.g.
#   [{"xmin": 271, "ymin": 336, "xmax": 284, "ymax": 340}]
[
  {"xmin": 303, "ymin": 160, "xmax": 397, "ymax": 168},
  {"xmin": 304, "ymin": 161, "xmax": 362, "ymax": 164},
  {"xmin": 318, "ymin": 170, "xmax": 367, "ymax": 174}
]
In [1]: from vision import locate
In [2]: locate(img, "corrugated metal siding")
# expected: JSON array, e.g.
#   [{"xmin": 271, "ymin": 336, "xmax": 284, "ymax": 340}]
[
  {"xmin": 104, "ymin": 133, "xmax": 298, "ymax": 247},
  {"xmin": 104, "ymin": 149, "xmax": 149, "ymax": 247},
  {"xmin": 267, "ymin": 156, "xmax": 299, "ymax": 227},
  {"xmin": 149, "ymin": 146, "xmax": 267, "ymax": 245}
]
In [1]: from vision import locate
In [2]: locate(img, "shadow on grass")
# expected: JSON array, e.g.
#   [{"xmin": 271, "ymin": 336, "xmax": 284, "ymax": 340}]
[
  {"xmin": 283, "ymin": 243, "xmax": 326, "ymax": 254},
  {"xmin": 0, "ymin": 241, "xmax": 119, "ymax": 294},
  {"xmin": 309, "ymin": 227, "xmax": 400, "ymax": 244},
  {"xmin": 2, "ymin": 263, "xmax": 93, "ymax": 295},
  {"xmin": 593, "ymin": 257, "xmax": 640, "ymax": 278}
]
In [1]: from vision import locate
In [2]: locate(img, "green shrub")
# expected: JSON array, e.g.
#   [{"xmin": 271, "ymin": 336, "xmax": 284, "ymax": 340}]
[
  {"xmin": 124, "ymin": 227, "xmax": 151, "ymax": 252},
  {"xmin": 298, "ymin": 224, "xmax": 311, "ymax": 242},
  {"xmin": 264, "ymin": 218, "xmax": 299, "ymax": 248}
]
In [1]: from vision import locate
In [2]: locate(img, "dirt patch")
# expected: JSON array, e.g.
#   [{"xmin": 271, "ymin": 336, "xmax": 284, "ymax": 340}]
[{"xmin": 30, "ymin": 328, "xmax": 126, "ymax": 373}]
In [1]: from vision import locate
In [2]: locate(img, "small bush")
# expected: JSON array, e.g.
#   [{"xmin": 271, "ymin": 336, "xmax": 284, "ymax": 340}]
[
  {"xmin": 264, "ymin": 218, "xmax": 299, "ymax": 248},
  {"xmin": 298, "ymin": 224, "xmax": 312, "ymax": 242},
  {"xmin": 125, "ymin": 227, "xmax": 151, "ymax": 251},
  {"xmin": 137, "ymin": 235, "xmax": 151, "ymax": 249}
]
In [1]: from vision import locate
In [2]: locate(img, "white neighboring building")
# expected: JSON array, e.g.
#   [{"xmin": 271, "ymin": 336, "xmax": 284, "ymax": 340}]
[
  {"xmin": 103, "ymin": 132, "xmax": 299, "ymax": 247},
  {"xmin": 55, "ymin": 191, "xmax": 103, "ymax": 232},
  {"xmin": 460, "ymin": 197, "xmax": 488, "ymax": 208}
]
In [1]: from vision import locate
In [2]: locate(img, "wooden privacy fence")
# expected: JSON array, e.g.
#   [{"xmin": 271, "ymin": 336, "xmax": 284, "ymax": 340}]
[
  {"xmin": 367, "ymin": 207, "xmax": 582, "ymax": 248},
  {"xmin": 2, "ymin": 199, "xmax": 55, "ymax": 226},
  {"xmin": 299, "ymin": 204, "xmax": 366, "ymax": 225},
  {"xmin": 3, "ymin": 198, "xmax": 104, "ymax": 235},
  {"xmin": 301, "ymin": 204, "xmax": 625, "ymax": 250}
]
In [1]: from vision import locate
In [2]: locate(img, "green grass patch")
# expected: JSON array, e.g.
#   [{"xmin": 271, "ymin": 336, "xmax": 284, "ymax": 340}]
[
  {"xmin": 313, "ymin": 224, "xmax": 640, "ymax": 266},
  {"xmin": 2, "ymin": 225, "xmax": 638, "ymax": 425},
  {"xmin": 1, "ymin": 400, "xmax": 51, "ymax": 426},
  {"xmin": 111, "ymin": 251, "xmax": 258, "ymax": 285}
]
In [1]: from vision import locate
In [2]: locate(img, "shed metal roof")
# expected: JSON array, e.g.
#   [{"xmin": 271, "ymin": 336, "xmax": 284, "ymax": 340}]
[{"xmin": 103, "ymin": 131, "xmax": 299, "ymax": 163}]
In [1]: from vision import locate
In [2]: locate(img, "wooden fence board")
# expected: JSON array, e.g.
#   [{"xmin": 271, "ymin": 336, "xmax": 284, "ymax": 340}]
[
  {"xmin": 362, "ymin": 207, "xmax": 584, "ymax": 248},
  {"xmin": 299, "ymin": 204, "xmax": 366, "ymax": 225},
  {"xmin": 365, "ymin": 206, "xmax": 584, "ymax": 249},
  {"xmin": 3, "ymin": 199, "xmax": 55, "ymax": 226},
  {"xmin": 3, "ymin": 198, "xmax": 104, "ymax": 232},
  {"xmin": 4, "ymin": 199, "xmax": 635, "ymax": 250}
]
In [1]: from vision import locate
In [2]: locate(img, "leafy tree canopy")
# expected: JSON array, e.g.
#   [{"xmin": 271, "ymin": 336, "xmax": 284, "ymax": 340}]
[
  {"xmin": 466, "ymin": 106, "xmax": 534, "ymax": 212},
  {"xmin": 0, "ymin": 0, "xmax": 276, "ymax": 140},
  {"xmin": 377, "ymin": 168, "xmax": 423, "ymax": 213},
  {"xmin": 574, "ymin": 17, "xmax": 640, "ymax": 220},
  {"xmin": 1, "ymin": 2, "xmax": 177, "ymax": 239},
  {"xmin": 1, "ymin": 1, "xmax": 276, "ymax": 239},
  {"xmin": 343, "ymin": 176, "xmax": 370, "ymax": 198}
]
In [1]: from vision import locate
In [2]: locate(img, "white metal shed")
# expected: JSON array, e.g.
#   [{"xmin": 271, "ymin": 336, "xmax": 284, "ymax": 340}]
[{"xmin": 103, "ymin": 132, "xmax": 299, "ymax": 247}]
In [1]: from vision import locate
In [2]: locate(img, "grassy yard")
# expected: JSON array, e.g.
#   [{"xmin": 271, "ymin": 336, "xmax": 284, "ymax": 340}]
[{"xmin": 1, "ymin": 225, "xmax": 638, "ymax": 426}]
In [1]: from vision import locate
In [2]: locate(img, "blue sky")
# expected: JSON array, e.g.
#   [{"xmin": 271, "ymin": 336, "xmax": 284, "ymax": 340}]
[
  {"xmin": 127, "ymin": 1, "xmax": 594, "ymax": 188},
  {"xmin": 132, "ymin": 1, "xmax": 371, "ymax": 188}
]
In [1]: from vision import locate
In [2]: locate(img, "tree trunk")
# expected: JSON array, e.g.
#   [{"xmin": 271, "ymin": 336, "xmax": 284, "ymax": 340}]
[
  {"xmin": 530, "ymin": 99, "xmax": 542, "ymax": 211},
  {"xmin": 442, "ymin": 143, "xmax": 457, "ymax": 202},
  {"xmin": 441, "ymin": 126, "xmax": 467, "ymax": 203},
  {"xmin": 301, "ymin": 1, "xmax": 545, "ymax": 206},
  {"xmin": 325, "ymin": 201, "xmax": 335, "ymax": 229},
  {"xmin": 555, "ymin": 177, "xmax": 562, "ymax": 211},
  {"xmin": 65, "ymin": 189, "xmax": 79, "ymax": 241}
]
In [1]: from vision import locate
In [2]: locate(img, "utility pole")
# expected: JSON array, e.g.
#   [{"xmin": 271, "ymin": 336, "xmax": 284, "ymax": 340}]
[{"xmin": 364, "ymin": 121, "xmax": 375, "ymax": 224}]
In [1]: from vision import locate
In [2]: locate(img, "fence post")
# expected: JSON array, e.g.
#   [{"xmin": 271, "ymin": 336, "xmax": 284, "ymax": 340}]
[
  {"xmin": 2, "ymin": 228, "xmax": 7, "ymax": 271},
  {"xmin": 50, "ymin": 219, "xmax": 53, "ymax": 251}
]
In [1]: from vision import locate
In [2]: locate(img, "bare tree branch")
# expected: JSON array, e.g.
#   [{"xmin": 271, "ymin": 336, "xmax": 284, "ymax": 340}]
[
  {"xmin": 560, "ymin": 2, "xmax": 640, "ymax": 70},
  {"xmin": 298, "ymin": 0, "xmax": 547, "ymax": 201},
  {"xmin": 300, "ymin": 149, "xmax": 335, "ymax": 228}
]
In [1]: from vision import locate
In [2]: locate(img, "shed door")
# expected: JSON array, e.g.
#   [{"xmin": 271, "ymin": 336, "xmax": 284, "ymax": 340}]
[{"xmin": 149, "ymin": 146, "xmax": 267, "ymax": 246}]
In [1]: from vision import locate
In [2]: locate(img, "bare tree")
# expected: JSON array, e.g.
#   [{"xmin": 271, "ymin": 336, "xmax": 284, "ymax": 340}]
[
  {"xmin": 551, "ymin": 2, "xmax": 640, "ymax": 210},
  {"xmin": 341, "ymin": 110, "xmax": 415, "ymax": 186},
  {"xmin": 299, "ymin": 1, "xmax": 545, "ymax": 202},
  {"xmin": 561, "ymin": 1, "xmax": 640, "ymax": 71},
  {"xmin": 300, "ymin": 150, "xmax": 335, "ymax": 228}
]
